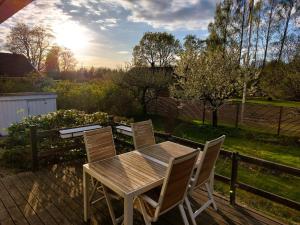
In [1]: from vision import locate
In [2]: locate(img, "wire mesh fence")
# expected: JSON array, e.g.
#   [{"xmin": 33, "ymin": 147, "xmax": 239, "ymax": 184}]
[{"xmin": 148, "ymin": 97, "xmax": 300, "ymax": 137}]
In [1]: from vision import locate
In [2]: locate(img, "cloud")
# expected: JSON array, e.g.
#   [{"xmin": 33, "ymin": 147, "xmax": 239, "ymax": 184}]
[
  {"xmin": 112, "ymin": 0, "xmax": 218, "ymax": 30},
  {"xmin": 117, "ymin": 51, "xmax": 129, "ymax": 54}
]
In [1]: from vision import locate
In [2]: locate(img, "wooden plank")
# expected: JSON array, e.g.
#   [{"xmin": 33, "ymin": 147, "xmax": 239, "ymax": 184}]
[
  {"xmin": 34, "ymin": 171, "xmax": 83, "ymax": 222},
  {"xmin": 1, "ymin": 176, "xmax": 44, "ymax": 225},
  {"xmin": 25, "ymin": 172, "xmax": 82, "ymax": 225},
  {"xmin": 16, "ymin": 172, "xmax": 72, "ymax": 225},
  {"xmin": 7, "ymin": 174, "xmax": 58, "ymax": 225},
  {"xmin": 0, "ymin": 180, "xmax": 30, "ymax": 225},
  {"xmin": 0, "ymin": 199, "xmax": 15, "ymax": 225}
]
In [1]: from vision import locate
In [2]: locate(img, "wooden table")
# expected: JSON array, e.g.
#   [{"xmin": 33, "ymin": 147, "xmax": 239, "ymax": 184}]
[{"xmin": 83, "ymin": 141, "xmax": 201, "ymax": 225}]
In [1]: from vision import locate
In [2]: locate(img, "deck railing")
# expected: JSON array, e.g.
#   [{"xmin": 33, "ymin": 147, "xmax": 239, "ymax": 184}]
[{"xmin": 29, "ymin": 123, "xmax": 300, "ymax": 211}]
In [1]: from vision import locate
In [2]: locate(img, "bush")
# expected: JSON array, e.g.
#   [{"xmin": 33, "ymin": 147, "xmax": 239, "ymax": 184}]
[
  {"xmin": 2, "ymin": 109, "xmax": 109, "ymax": 169},
  {"xmin": 0, "ymin": 73, "xmax": 54, "ymax": 93},
  {"xmin": 45, "ymin": 80, "xmax": 142, "ymax": 116}
]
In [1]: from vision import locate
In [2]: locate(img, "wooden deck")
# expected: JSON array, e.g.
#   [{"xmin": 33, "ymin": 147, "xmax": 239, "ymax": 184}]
[{"xmin": 0, "ymin": 161, "xmax": 285, "ymax": 225}]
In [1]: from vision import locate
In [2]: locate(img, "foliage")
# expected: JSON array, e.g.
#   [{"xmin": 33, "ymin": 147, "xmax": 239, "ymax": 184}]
[
  {"xmin": 117, "ymin": 67, "xmax": 172, "ymax": 114},
  {"xmin": 45, "ymin": 80, "xmax": 141, "ymax": 117},
  {"xmin": 6, "ymin": 23, "xmax": 53, "ymax": 71},
  {"xmin": 133, "ymin": 32, "xmax": 181, "ymax": 67},
  {"xmin": 260, "ymin": 59, "xmax": 300, "ymax": 100},
  {"xmin": 1, "ymin": 109, "xmax": 109, "ymax": 169},
  {"xmin": 0, "ymin": 73, "xmax": 54, "ymax": 93},
  {"xmin": 172, "ymin": 49, "xmax": 240, "ymax": 126}
]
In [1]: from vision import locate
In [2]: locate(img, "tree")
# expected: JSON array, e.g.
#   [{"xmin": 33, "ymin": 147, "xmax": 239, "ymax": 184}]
[
  {"xmin": 133, "ymin": 32, "xmax": 181, "ymax": 67},
  {"xmin": 253, "ymin": 0, "xmax": 263, "ymax": 64},
  {"xmin": 45, "ymin": 46, "xmax": 61, "ymax": 75},
  {"xmin": 172, "ymin": 49, "xmax": 240, "ymax": 127},
  {"xmin": 277, "ymin": 0, "xmax": 295, "ymax": 61},
  {"xmin": 59, "ymin": 48, "xmax": 77, "ymax": 72},
  {"xmin": 262, "ymin": 0, "xmax": 275, "ymax": 68},
  {"xmin": 117, "ymin": 67, "xmax": 172, "ymax": 114},
  {"xmin": 6, "ymin": 23, "xmax": 53, "ymax": 71}
]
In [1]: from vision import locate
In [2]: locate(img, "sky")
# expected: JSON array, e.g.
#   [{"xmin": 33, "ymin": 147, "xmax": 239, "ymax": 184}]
[{"xmin": 0, "ymin": 0, "xmax": 218, "ymax": 68}]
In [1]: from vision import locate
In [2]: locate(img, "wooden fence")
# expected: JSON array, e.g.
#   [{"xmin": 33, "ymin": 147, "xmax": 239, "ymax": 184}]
[
  {"xmin": 29, "ymin": 123, "xmax": 300, "ymax": 211},
  {"xmin": 148, "ymin": 97, "xmax": 300, "ymax": 137}
]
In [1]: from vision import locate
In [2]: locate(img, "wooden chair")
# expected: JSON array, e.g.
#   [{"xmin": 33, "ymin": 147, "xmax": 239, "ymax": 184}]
[
  {"xmin": 83, "ymin": 126, "xmax": 122, "ymax": 225},
  {"xmin": 131, "ymin": 120, "xmax": 156, "ymax": 149},
  {"xmin": 185, "ymin": 135, "xmax": 226, "ymax": 225},
  {"xmin": 136, "ymin": 149, "xmax": 199, "ymax": 225}
]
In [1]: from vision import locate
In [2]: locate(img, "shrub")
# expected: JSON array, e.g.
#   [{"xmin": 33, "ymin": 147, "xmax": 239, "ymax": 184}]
[
  {"xmin": 2, "ymin": 109, "xmax": 109, "ymax": 169},
  {"xmin": 45, "ymin": 80, "xmax": 142, "ymax": 116}
]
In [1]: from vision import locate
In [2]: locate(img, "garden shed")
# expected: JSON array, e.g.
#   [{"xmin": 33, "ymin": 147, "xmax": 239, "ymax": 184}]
[{"xmin": 0, "ymin": 92, "xmax": 57, "ymax": 136}]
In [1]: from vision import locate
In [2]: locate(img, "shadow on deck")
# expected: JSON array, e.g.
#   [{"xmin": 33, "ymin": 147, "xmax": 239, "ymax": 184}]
[{"xmin": 0, "ymin": 161, "xmax": 284, "ymax": 225}]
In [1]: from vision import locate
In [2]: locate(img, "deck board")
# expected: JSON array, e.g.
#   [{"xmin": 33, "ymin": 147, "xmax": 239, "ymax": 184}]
[{"xmin": 0, "ymin": 161, "xmax": 285, "ymax": 225}]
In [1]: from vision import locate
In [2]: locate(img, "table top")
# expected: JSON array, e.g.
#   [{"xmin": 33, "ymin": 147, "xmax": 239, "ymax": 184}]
[{"xmin": 83, "ymin": 141, "xmax": 201, "ymax": 197}]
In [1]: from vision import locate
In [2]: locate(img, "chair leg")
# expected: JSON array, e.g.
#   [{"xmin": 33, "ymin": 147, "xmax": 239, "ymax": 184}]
[
  {"xmin": 138, "ymin": 198, "xmax": 152, "ymax": 225},
  {"xmin": 184, "ymin": 197, "xmax": 197, "ymax": 225},
  {"xmin": 179, "ymin": 204, "xmax": 190, "ymax": 225},
  {"xmin": 205, "ymin": 183, "xmax": 217, "ymax": 210},
  {"xmin": 102, "ymin": 185, "xmax": 118, "ymax": 225}
]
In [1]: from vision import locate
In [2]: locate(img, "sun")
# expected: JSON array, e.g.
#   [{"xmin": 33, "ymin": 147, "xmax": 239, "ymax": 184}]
[{"xmin": 54, "ymin": 21, "xmax": 89, "ymax": 53}]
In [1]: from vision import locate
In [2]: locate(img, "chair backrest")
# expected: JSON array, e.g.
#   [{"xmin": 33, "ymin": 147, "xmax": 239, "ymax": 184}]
[
  {"xmin": 131, "ymin": 120, "xmax": 156, "ymax": 149},
  {"xmin": 155, "ymin": 150, "xmax": 199, "ymax": 217},
  {"xmin": 191, "ymin": 135, "xmax": 225, "ymax": 190},
  {"xmin": 83, "ymin": 126, "xmax": 116, "ymax": 163}
]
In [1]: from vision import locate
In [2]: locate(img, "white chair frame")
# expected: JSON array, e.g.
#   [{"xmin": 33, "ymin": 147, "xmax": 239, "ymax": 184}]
[
  {"xmin": 185, "ymin": 135, "xmax": 225, "ymax": 225},
  {"xmin": 136, "ymin": 150, "xmax": 200, "ymax": 225},
  {"xmin": 84, "ymin": 127, "xmax": 123, "ymax": 225}
]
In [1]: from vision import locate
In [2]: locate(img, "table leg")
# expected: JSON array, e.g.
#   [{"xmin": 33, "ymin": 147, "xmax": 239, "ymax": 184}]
[
  {"xmin": 83, "ymin": 169, "xmax": 90, "ymax": 222},
  {"xmin": 124, "ymin": 195, "xmax": 134, "ymax": 225}
]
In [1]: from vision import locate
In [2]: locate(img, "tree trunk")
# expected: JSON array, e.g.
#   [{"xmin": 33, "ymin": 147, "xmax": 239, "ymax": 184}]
[
  {"xmin": 241, "ymin": 0, "xmax": 254, "ymax": 123},
  {"xmin": 262, "ymin": 0, "xmax": 275, "ymax": 69},
  {"xmin": 238, "ymin": 0, "xmax": 247, "ymax": 64},
  {"xmin": 254, "ymin": 10, "xmax": 261, "ymax": 65},
  {"xmin": 212, "ymin": 109, "xmax": 218, "ymax": 127},
  {"xmin": 278, "ymin": 1, "xmax": 293, "ymax": 61}
]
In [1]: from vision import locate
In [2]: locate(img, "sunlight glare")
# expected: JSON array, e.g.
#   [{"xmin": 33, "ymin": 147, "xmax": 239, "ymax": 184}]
[{"xmin": 54, "ymin": 21, "xmax": 89, "ymax": 53}]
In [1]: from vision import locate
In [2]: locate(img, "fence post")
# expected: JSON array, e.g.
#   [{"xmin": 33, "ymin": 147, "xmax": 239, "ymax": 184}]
[
  {"xmin": 30, "ymin": 125, "xmax": 38, "ymax": 171},
  {"xmin": 230, "ymin": 152, "xmax": 239, "ymax": 205},
  {"xmin": 277, "ymin": 107, "xmax": 283, "ymax": 136},
  {"xmin": 202, "ymin": 102, "xmax": 206, "ymax": 125}
]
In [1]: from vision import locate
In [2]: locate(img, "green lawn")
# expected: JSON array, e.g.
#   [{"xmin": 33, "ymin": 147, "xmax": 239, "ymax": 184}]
[
  {"xmin": 231, "ymin": 98, "xmax": 300, "ymax": 108},
  {"xmin": 151, "ymin": 116, "xmax": 300, "ymax": 168}
]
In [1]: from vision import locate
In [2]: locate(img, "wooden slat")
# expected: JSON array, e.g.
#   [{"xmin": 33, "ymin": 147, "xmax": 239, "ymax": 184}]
[
  {"xmin": 7, "ymin": 175, "xmax": 58, "ymax": 225},
  {"xmin": 0, "ymin": 161, "xmax": 288, "ymax": 225}
]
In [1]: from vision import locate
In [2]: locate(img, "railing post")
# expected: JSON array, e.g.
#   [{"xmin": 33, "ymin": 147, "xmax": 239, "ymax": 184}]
[
  {"xmin": 235, "ymin": 103, "xmax": 240, "ymax": 128},
  {"xmin": 277, "ymin": 106, "xmax": 283, "ymax": 136},
  {"xmin": 30, "ymin": 125, "xmax": 38, "ymax": 171},
  {"xmin": 230, "ymin": 152, "xmax": 239, "ymax": 205}
]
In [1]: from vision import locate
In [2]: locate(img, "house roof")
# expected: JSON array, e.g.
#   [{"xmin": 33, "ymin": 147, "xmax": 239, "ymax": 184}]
[
  {"xmin": 0, "ymin": 52, "xmax": 36, "ymax": 77},
  {"xmin": 0, "ymin": 0, "xmax": 33, "ymax": 24}
]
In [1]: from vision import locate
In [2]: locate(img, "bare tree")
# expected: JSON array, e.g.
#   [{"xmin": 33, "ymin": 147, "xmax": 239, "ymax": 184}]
[
  {"xmin": 6, "ymin": 23, "xmax": 53, "ymax": 71},
  {"xmin": 59, "ymin": 48, "xmax": 77, "ymax": 72},
  {"xmin": 278, "ymin": 0, "xmax": 295, "ymax": 61},
  {"xmin": 262, "ymin": 0, "xmax": 275, "ymax": 68}
]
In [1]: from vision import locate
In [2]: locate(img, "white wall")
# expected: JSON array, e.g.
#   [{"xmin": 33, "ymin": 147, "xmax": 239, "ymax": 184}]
[{"xmin": 0, "ymin": 94, "xmax": 57, "ymax": 136}]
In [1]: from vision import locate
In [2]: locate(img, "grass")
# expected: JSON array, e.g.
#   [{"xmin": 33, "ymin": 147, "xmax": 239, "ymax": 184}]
[
  {"xmin": 150, "ymin": 115, "xmax": 300, "ymax": 224},
  {"xmin": 151, "ymin": 115, "xmax": 300, "ymax": 168},
  {"xmin": 231, "ymin": 98, "xmax": 300, "ymax": 108}
]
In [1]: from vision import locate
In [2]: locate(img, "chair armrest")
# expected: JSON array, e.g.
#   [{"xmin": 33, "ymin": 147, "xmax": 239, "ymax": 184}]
[{"xmin": 141, "ymin": 194, "xmax": 159, "ymax": 208}]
